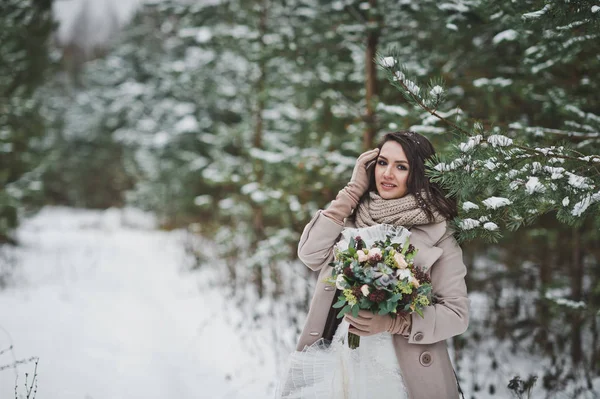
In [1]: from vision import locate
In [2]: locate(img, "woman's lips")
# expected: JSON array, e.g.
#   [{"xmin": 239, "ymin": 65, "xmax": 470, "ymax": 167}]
[{"xmin": 380, "ymin": 182, "xmax": 397, "ymax": 190}]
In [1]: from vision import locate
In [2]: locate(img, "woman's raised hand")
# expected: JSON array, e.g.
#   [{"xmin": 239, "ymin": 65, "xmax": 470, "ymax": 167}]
[
  {"xmin": 321, "ymin": 148, "xmax": 379, "ymax": 226},
  {"xmin": 349, "ymin": 148, "xmax": 379, "ymax": 197}
]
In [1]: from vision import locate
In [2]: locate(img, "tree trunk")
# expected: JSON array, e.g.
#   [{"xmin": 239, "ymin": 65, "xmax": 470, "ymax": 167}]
[
  {"xmin": 363, "ymin": 0, "xmax": 379, "ymax": 150},
  {"xmin": 570, "ymin": 226, "xmax": 584, "ymax": 364},
  {"xmin": 251, "ymin": 0, "xmax": 269, "ymax": 298}
]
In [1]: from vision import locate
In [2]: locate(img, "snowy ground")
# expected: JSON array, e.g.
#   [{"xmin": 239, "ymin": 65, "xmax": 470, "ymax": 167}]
[
  {"xmin": 0, "ymin": 207, "xmax": 277, "ymax": 399},
  {"xmin": 2, "ymin": 207, "xmax": 598, "ymax": 399}
]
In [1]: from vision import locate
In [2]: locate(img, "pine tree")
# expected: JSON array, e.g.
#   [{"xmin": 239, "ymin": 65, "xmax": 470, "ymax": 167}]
[
  {"xmin": 0, "ymin": 0, "xmax": 55, "ymax": 243},
  {"xmin": 377, "ymin": 1, "xmax": 600, "ymax": 395}
]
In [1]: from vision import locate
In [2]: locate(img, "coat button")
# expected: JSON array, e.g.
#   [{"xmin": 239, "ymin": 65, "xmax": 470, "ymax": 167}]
[
  {"xmin": 309, "ymin": 331, "xmax": 320, "ymax": 336},
  {"xmin": 413, "ymin": 332, "xmax": 424, "ymax": 342},
  {"xmin": 324, "ymin": 286, "xmax": 334, "ymax": 291},
  {"xmin": 419, "ymin": 351, "xmax": 432, "ymax": 367}
]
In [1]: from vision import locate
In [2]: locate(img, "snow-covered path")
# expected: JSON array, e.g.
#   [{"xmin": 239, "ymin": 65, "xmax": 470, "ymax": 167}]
[{"xmin": 0, "ymin": 208, "xmax": 275, "ymax": 399}]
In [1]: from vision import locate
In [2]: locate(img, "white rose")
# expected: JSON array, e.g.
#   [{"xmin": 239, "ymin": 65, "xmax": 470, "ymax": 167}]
[
  {"xmin": 357, "ymin": 250, "xmax": 368, "ymax": 263},
  {"xmin": 396, "ymin": 269, "xmax": 412, "ymax": 280},
  {"xmin": 394, "ymin": 253, "xmax": 408, "ymax": 269},
  {"xmin": 335, "ymin": 274, "xmax": 346, "ymax": 290},
  {"xmin": 360, "ymin": 284, "xmax": 370, "ymax": 297}
]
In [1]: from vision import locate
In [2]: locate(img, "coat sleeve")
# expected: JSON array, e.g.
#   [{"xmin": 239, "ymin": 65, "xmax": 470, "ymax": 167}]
[
  {"xmin": 297, "ymin": 210, "xmax": 344, "ymax": 271},
  {"xmin": 407, "ymin": 233, "xmax": 470, "ymax": 344}
]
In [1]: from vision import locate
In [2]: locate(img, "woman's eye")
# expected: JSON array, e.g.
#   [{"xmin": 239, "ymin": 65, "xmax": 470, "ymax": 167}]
[
  {"xmin": 377, "ymin": 160, "xmax": 387, "ymax": 166},
  {"xmin": 397, "ymin": 165, "xmax": 407, "ymax": 171}
]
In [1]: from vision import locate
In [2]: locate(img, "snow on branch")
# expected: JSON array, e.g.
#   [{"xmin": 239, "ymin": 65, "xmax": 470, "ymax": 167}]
[{"xmin": 378, "ymin": 50, "xmax": 600, "ymax": 241}]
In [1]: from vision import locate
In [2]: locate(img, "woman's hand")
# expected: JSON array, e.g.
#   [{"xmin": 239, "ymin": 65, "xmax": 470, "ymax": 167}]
[
  {"xmin": 349, "ymin": 148, "xmax": 379, "ymax": 197},
  {"xmin": 345, "ymin": 310, "xmax": 411, "ymax": 336},
  {"xmin": 345, "ymin": 310, "xmax": 392, "ymax": 336},
  {"xmin": 321, "ymin": 148, "xmax": 379, "ymax": 225}
]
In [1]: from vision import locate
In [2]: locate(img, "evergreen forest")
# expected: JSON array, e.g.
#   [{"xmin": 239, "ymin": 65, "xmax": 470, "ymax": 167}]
[{"xmin": 1, "ymin": 0, "xmax": 599, "ymax": 397}]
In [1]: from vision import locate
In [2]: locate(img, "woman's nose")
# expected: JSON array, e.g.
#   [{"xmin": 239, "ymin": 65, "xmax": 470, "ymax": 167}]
[{"xmin": 383, "ymin": 166, "xmax": 393, "ymax": 178}]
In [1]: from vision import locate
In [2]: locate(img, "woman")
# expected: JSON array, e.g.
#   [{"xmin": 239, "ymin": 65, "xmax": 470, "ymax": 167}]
[{"xmin": 294, "ymin": 131, "xmax": 469, "ymax": 399}]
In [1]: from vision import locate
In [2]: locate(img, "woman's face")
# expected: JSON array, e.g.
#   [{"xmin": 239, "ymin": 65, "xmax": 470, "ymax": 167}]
[{"xmin": 374, "ymin": 141, "xmax": 410, "ymax": 200}]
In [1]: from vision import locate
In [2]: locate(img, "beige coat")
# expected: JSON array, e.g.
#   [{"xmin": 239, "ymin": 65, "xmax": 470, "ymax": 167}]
[{"xmin": 296, "ymin": 210, "xmax": 469, "ymax": 399}]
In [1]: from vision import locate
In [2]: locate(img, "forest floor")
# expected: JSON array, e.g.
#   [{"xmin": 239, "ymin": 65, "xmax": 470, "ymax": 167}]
[
  {"xmin": 0, "ymin": 207, "xmax": 277, "ymax": 399},
  {"xmin": 1, "ymin": 207, "xmax": 598, "ymax": 399}
]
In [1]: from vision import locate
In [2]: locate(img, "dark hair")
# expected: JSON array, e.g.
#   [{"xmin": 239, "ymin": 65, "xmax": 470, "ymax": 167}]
[{"xmin": 366, "ymin": 130, "xmax": 458, "ymax": 222}]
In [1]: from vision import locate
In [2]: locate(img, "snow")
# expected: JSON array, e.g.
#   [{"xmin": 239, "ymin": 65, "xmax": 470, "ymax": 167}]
[
  {"xmin": 522, "ymin": 4, "xmax": 551, "ymax": 20},
  {"xmin": 487, "ymin": 134, "xmax": 513, "ymax": 147},
  {"xmin": 462, "ymin": 201, "xmax": 480, "ymax": 211},
  {"xmin": 545, "ymin": 291, "xmax": 586, "ymax": 309},
  {"xmin": 492, "ymin": 29, "xmax": 518, "ymax": 44},
  {"xmin": 174, "ymin": 115, "xmax": 199, "ymax": 133},
  {"xmin": 0, "ymin": 207, "xmax": 275, "ymax": 399},
  {"xmin": 567, "ymin": 173, "xmax": 592, "ymax": 190},
  {"xmin": 525, "ymin": 176, "xmax": 546, "ymax": 194},
  {"xmin": 571, "ymin": 192, "xmax": 600, "ymax": 217},
  {"xmin": 429, "ymin": 85, "xmax": 444, "ymax": 96},
  {"xmin": 460, "ymin": 218, "xmax": 480, "ymax": 230},
  {"xmin": 377, "ymin": 103, "xmax": 409, "ymax": 116},
  {"xmin": 382, "ymin": 57, "xmax": 396, "ymax": 67},
  {"xmin": 483, "ymin": 222, "xmax": 498, "ymax": 231},
  {"xmin": 458, "ymin": 135, "xmax": 483, "ymax": 152},
  {"xmin": 482, "ymin": 197, "xmax": 512, "ymax": 209},
  {"xmin": 194, "ymin": 195, "xmax": 211, "ymax": 206},
  {"xmin": 179, "ymin": 27, "xmax": 213, "ymax": 44},
  {"xmin": 2, "ymin": 209, "xmax": 598, "ymax": 398},
  {"xmin": 593, "ymin": 6, "xmax": 600, "ymax": 13},
  {"xmin": 473, "ymin": 78, "xmax": 513, "ymax": 88},
  {"xmin": 409, "ymin": 125, "xmax": 445, "ymax": 134}
]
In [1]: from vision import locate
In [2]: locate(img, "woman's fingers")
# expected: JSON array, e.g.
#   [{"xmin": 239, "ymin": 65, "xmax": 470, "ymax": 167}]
[
  {"xmin": 356, "ymin": 148, "xmax": 379, "ymax": 165},
  {"xmin": 344, "ymin": 314, "xmax": 370, "ymax": 329}
]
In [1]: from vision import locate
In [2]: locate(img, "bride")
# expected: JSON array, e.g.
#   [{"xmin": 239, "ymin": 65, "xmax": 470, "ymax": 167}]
[{"xmin": 279, "ymin": 131, "xmax": 469, "ymax": 399}]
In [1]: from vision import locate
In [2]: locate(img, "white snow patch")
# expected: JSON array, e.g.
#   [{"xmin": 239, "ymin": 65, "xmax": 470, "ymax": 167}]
[
  {"xmin": 473, "ymin": 78, "xmax": 513, "ymax": 88},
  {"xmin": 482, "ymin": 197, "xmax": 512, "ymax": 209},
  {"xmin": 430, "ymin": 85, "xmax": 444, "ymax": 96},
  {"xmin": 459, "ymin": 135, "xmax": 483, "ymax": 152},
  {"xmin": 462, "ymin": 201, "xmax": 480, "ymax": 211},
  {"xmin": 522, "ymin": 4, "xmax": 551, "ymax": 20},
  {"xmin": 460, "ymin": 218, "xmax": 480, "ymax": 230},
  {"xmin": 194, "ymin": 195, "xmax": 211, "ymax": 206},
  {"xmin": 492, "ymin": 29, "xmax": 518, "ymax": 44},
  {"xmin": 567, "ymin": 173, "xmax": 592, "ymax": 190},
  {"xmin": 410, "ymin": 125, "xmax": 445, "ymax": 134},
  {"xmin": 571, "ymin": 192, "xmax": 600, "ymax": 217},
  {"xmin": 0, "ymin": 207, "xmax": 276, "ymax": 399},
  {"xmin": 525, "ymin": 176, "xmax": 546, "ymax": 194},
  {"xmin": 483, "ymin": 222, "xmax": 498, "ymax": 231},
  {"xmin": 382, "ymin": 57, "xmax": 396, "ymax": 67},
  {"xmin": 487, "ymin": 135, "xmax": 513, "ymax": 147},
  {"xmin": 174, "ymin": 115, "xmax": 199, "ymax": 133},
  {"xmin": 377, "ymin": 103, "xmax": 409, "ymax": 116}
]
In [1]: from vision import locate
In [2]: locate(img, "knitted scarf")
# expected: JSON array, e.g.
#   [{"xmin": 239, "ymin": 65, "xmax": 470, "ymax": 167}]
[{"xmin": 354, "ymin": 191, "xmax": 445, "ymax": 228}]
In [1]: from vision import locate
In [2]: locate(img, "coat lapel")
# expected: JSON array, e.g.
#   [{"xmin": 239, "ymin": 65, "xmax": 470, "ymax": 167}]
[{"xmin": 409, "ymin": 221, "xmax": 447, "ymax": 273}]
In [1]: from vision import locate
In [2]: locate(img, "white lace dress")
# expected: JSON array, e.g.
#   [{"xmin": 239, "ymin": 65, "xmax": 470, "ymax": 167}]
[{"xmin": 277, "ymin": 320, "xmax": 408, "ymax": 399}]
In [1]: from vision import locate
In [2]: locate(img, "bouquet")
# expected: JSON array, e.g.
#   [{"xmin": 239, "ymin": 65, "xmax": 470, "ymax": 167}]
[{"xmin": 326, "ymin": 224, "xmax": 432, "ymax": 349}]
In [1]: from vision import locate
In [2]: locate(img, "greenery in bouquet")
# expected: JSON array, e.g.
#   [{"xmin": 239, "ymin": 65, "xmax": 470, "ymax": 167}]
[{"xmin": 326, "ymin": 234, "xmax": 432, "ymax": 321}]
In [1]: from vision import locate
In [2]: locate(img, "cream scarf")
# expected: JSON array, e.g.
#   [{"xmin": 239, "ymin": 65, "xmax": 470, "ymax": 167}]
[{"xmin": 354, "ymin": 191, "xmax": 445, "ymax": 228}]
